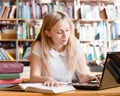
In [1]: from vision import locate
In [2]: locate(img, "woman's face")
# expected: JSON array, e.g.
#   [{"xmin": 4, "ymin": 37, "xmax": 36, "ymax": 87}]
[{"xmin": 48, "ymin": 19, "xmax": 71, "ymax": 47}]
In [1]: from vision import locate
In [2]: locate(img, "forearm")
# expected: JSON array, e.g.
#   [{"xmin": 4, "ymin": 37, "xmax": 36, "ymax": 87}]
[
  {"xmin": 30, "ymin": 75, "xmax": 52, "ymax": 83},
  {"xmin": 30, "ymin": 75, "xmax": 61, "ymax": 87}
]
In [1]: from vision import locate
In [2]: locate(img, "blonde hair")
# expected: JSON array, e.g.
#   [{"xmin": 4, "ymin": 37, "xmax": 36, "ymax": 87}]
[{"xmin": 31, "ymin": 11, "xmax": 89, "ymax": 76}]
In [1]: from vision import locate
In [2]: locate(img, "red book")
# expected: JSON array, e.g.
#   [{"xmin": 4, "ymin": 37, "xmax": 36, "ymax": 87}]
[
  {"xmin": 0, "ymin": 78, "xmax": 23, "ymax": 84},
  {"xmin": 0, "ymin": 62, "xmax": 24, "ymax": 73}
]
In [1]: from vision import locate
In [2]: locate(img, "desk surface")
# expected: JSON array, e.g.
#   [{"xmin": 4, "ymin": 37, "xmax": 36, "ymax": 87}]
[{"xmin": 0, "ymin": 86, "xmax": 120, "ymax": 96}]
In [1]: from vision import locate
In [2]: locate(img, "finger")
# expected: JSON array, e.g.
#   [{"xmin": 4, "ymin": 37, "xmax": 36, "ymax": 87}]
[
  {"xmin": 47, "ymin": 82, "xmax": 51, "ymax": 87},
  {"xmin": 50, "ymin": 81, "xmax": 55, "ymax": 87},
  {"xmin": 95, "ymin": 76, "xmax": 100, "ymax": 83},
  {"xmin": 43, "ymin": 82, "xmax": 47, "ymax": 86},
  {"xmin": 89, "ymin": 75, "xmax": 100, "ymax": 83},
  {"xmin": 44, "ymin": 81, "xmax": 58, "ymax": 87},
  {"xmin": 54, "ymin": 82, "xmax": 60, "ymax": 87},
  {"xmin": 44, "ymin": 81, "xmax": 50, "ymax": 86}
]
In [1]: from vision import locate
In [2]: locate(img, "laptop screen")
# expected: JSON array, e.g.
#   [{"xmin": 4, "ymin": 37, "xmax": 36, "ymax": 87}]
[{"xmin": 100, "ymin": 52, "xmax": 120, "ymax": 89}]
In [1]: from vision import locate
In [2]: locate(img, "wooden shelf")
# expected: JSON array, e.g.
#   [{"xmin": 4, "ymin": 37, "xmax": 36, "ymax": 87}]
[
  {"xmin": 0, "ymin": 60, "xmax": 17, "ymax": 62},
  {"xmin": 18, "ymin": 60, "xmax": 30, "ymax": 62},
  {"xmin": 17, "ymin": 18, "xmax": 43, "ymax": 21},
  {"xmin": 18, "ymin": 39, "xmax": 35, "ymax": 42},
  {"xmin": 0, "ymin": 39, "xmax": 16, "ymax": 42},
  {"xmin": 0, "ymin": 19, "xmax": 17, "ymax": 21}
]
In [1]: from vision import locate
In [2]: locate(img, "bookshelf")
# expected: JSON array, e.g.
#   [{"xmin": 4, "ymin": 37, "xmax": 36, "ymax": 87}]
[
  {"xmin": 74, "ymin": 0, "xmax": 120, "ymax": 65},
  {"xmin": 0, "ymin": 0, "xmax": 119, "ymax": 66}
]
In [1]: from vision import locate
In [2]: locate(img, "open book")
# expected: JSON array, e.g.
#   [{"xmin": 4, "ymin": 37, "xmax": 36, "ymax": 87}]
[{"xmin": 0, "ymin": 83, "xmax": 75, "ymax": 94}]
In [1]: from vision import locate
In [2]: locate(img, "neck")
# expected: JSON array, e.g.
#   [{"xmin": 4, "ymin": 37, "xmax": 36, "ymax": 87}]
[{"xmin": 52, "ymin": 45, "xmax": 65, "ymax": 52}]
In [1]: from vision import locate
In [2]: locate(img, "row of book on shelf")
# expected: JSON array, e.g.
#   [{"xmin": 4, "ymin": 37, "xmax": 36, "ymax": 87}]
[
  {"xmin": 0, "ymin": 21, "xmax": 41, "ymax": 40},
  {"xmin": 1, "ymin": 41, "xmax": 120, "ymax": 62},
  {"xmin": 1, "ymin": 20, "xmax": 120, "ymax": 41},
  {"xmin": 0, "ymin": 48, "xmax": 15, "ymax": 60},
  {"xmin": 17, "ymin": 0, "xmax": 75, "ymax": 19},
  {"xmin": 18, "ymin": 45, "xmax": 31, "ymax": 60},
  {"xmin": 83, "ymin": 40, "xmax": 120, "ymax": 64},
  {"xmin": 0, "ymin": 0, "xmax": 74, "ymax": 19},
  {"xmin": 0, "ymin": 42, "xmax": 106, "ymax": 62},
  {"xmin": 80, "ymin": 42, "xmax": 108, "ymax": 64},
  {"xmin": 77, "ymin": 21, "xmax": 120, "ymax": 41},
  {"xmin": 17, "ymin": 21, "xmax": 41, "ymax": 40},
  {"xmin": 0, "ymin": 3, "xmax": 16, "ymax": 19},
  {"xmin": 1, "ymin": 0, "xmax": 120, "ymax": 20},
  {"xmin": 16, "ymin": 0, "xmax": 120, "ymax": 19},
  {"xmin": 80, "ymin": 3, "xmax": 120, "ymax": 19},
  {"xmin": 0, "ymin": 46, "xmax": 30, "ymax": 61}
]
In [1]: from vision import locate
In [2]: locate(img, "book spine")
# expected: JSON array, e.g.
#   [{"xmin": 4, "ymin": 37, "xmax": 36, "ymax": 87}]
[
  {"xmin": 31, "ymin": 0, "xmax": 36, "ymax": 18},
  {"xmin": 0, "ymin": 48, "xmax": 6, "ymax": 60},
  {"xmin": 0, "ymin": 73, "xmax": 20, "ymax": 80},
  {"xmin": 4, "ymin": 49, "xmax": 15, "ymax": 60},
  {"xmin": 0, "ymin": 48, "xmax": 10, "ymax": 60},
  {"xmin": 9, "ymin": 5, "xmax": 16, "ymax": 18}
]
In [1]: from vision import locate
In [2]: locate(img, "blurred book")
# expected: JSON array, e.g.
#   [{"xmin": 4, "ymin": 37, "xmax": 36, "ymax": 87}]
[
  {"xmin": 0, "ymin": 83, "xmax": 75, "ymax": 93},
  {"xmin": 0, "ymin": 62, "xmax": 24, "ymax": 73},
  {"xmin": 0, "ymin": 78, "xmax": 23, "ymax": 84},
  {"xmin": 0, "ymin": 73, "xmax": 20, "ymax": 80}
]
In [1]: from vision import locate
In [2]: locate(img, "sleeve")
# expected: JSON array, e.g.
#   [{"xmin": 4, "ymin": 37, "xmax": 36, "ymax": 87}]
[{"xmin": 31, "ymin": 42, "xmax": 42, "ymax": 58}]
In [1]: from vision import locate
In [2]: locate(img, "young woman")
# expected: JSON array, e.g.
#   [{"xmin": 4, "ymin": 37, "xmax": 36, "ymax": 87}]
[{"xmin": 29, "ymin": 11, "xmax": 99, "ymax": 87}]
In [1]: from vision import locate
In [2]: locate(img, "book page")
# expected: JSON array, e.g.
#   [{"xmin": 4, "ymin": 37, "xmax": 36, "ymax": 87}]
[
  {"xmin": 0, "ymin": 83, "xmax": 75, "ymax": 93},
  {"xmin": 19, "ymin": 83, "xmax": 75, "ymax": 93}
]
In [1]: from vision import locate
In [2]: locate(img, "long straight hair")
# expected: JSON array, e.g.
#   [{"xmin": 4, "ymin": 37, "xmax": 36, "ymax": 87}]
[{"xmin": 31, "ymin": 11, "xmax": 89, "ymax": 76}]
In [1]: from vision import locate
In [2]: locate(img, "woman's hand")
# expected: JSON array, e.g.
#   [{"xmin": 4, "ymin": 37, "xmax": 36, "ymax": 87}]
[
  {"xmin": 43, "ymin": 77, "xmax": 62, "ymax": 87},
  {"xmin": 80, "ymin": 74, "xmax": 101, "ymax": 84}
]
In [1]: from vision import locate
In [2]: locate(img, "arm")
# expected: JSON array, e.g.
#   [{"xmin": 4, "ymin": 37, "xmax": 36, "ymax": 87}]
[
  {"xmin": 30, "ymin": 53, "xmax": 50, "ymax": 83},
  {"xmin": 30, "ymin": 53, "xmax": 62, "ymax": 86},
  {"xmin": 76, "ymin": 54, "xmax": 91, "ymax": 83},
  {"xmin": 76, "ymin": 51, "xmax": 100, "ymax": 83}
]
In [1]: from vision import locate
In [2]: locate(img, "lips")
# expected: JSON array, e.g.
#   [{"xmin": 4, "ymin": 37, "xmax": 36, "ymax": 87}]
[{"xmin": 62, "ymin": 39, "xmax": 67, "ymax": 42}]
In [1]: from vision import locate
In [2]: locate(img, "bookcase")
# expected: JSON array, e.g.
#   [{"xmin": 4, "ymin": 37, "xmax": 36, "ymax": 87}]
[
  {"xmin": 74, "ymin": 0, "xmax": 120, "ymax": 65},
  {"xmin": 0, "ymin": 0, "xmax": 119, "ymax": 66},
  {"xmin": 0, "ymin": 0, "xmax": 42, "ymax": 65}
]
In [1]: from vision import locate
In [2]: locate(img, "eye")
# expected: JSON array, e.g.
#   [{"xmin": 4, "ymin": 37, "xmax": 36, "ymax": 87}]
[
  {"xmin": 57, "ymin": 31, "xmax": 62, "ymax": 34},
  {"xmin": 66, "ymin": 29, "xmax": 70, "ymax": 32}
]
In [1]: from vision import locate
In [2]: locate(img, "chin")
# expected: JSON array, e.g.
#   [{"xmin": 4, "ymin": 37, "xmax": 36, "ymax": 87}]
[{"xmin": 62, "ymin": 42, "xmax": 68, "ymax": 45}]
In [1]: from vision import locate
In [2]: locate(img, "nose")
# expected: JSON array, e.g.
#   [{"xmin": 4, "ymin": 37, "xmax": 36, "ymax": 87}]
[{"xmin": 62, "ymin": 31, "xmax": 67, "ymax": 38}]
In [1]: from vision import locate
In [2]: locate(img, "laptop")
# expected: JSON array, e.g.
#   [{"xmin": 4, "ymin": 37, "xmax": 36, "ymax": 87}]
[{"xmin": 72, "ymin": 51, "xmax": 120, "ymax": 90}]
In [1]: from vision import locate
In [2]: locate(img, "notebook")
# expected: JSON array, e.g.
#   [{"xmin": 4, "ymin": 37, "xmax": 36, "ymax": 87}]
[{"xmin": 72, "ymin": 51, "xmax": 120, "ymax": 90}]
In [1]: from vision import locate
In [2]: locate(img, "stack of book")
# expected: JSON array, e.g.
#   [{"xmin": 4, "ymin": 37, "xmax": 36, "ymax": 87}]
[{"xmin": 0, "ymin": 62, "xmax": 24, "ymax": 87}]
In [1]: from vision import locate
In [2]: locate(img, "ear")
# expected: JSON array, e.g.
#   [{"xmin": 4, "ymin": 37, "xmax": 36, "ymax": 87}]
[{"xmin": 45, "ymin": 30, "xmax": 51, "ymax": 37}]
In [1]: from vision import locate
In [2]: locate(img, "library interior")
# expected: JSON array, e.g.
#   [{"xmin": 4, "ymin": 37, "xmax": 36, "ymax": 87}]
[{"xmin": 0, "ymin": 0, "xmax": 120, "ymax": 96}]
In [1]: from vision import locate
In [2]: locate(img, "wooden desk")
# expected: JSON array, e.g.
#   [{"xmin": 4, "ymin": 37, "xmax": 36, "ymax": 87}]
[{"xmin": 0, "ymin": 87, "xmax": 120, "ymax": 96}]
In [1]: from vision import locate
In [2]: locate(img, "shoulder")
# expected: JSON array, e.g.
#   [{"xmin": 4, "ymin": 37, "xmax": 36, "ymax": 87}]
[
  {"xmin": 33, "ymin": 42, "xmax": 41, "ymax": 49},
  {"xmin": 31, "ymin": 41, "xmax": 42, "ymax": 58}
]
